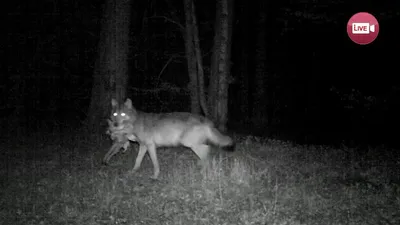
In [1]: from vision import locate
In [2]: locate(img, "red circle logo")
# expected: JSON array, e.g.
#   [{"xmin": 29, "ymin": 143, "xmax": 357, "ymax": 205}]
[{"xmin": 347, "ymin": 12, "xmax": 379, "ymax": 45}]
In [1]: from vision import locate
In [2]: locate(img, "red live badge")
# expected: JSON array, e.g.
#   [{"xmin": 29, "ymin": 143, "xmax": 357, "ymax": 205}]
[{"xmin": 347, "ymin": 12, "xmax": 379, "ymax": 45}]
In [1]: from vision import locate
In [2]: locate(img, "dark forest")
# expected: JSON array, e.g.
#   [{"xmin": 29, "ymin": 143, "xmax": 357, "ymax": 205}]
[{"xmin": 1, "ymin": 0, "xmax": 399, "ymax": 224}]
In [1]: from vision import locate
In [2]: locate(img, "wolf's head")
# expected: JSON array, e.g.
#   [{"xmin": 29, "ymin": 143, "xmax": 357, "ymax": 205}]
[{"xmin": 110, "ymin": 98, "xmax": 137, "ymax": 129}]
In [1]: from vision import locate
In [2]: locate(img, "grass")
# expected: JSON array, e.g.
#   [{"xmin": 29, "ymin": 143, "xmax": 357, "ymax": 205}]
[{"xmin": 0, "ymin": 130, "xmax": 399, "ymax": 225}]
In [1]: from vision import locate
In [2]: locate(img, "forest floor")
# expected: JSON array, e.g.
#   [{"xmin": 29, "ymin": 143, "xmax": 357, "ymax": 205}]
[{"xmin": 1, "ymin": 128, "xmax": 399, "ymax": 225}]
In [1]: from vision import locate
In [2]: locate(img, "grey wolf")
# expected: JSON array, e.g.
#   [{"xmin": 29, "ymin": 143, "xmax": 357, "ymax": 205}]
[{"xmin": 108, "ymin": 98, "xmax": 234, "ymax": 179}]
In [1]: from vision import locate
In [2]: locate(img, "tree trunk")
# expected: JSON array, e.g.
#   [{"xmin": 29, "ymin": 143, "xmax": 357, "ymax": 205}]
[
  {"xmin": 216, "ymin": 0, "xmax": 234, "ymax": 131},
  {"xmin": 86, "ymin": 0, "xmax": 131, "ymax": 132},
  {"xmin": 115, "ymin": 0, "xmax": 131, "ymax": 101},
  {"xmin": 191, "ymin": 0, "xmax": 209, "ymax": 117},
  {"xmin": 183, "ymin": 0, "xmax": 201, "ymax": 114},
  {"xmin": 208, "ymin": 1, "xmax": 221, "ymax": 123},
  {"xmin": 252, "ymin": 0, "xmax": 267, "ymax": 127},
  {"xmin": 209, "ymin": 0, "xmax": 234, "ymax": 131},
  {"xmin": 238, "ymin": 0, "xmax": 250, "ymax": 123},
  {"xmin": 8, "ymin": 72, "xmax": 26, "ymax": 133}
]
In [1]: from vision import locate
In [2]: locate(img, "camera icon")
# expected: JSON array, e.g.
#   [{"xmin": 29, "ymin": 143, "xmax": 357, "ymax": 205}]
[{"xmin": 352, "ymin": 23, "xmax": 375, "ymax": 34}]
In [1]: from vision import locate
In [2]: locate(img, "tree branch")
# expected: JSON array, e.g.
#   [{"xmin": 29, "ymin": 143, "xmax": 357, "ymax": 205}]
[{"xmin": 148, "ymin": 16, "xmax": 185, "ymax": 31}]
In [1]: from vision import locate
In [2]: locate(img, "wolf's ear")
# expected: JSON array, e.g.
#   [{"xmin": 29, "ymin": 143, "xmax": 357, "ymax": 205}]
[
  {"xmin": 111, "ymin": 98, "xmax": 118, "ymax": 107},
  {"xmin": 124, "ymin": 98, "xmax": 133, "ymax": 109}
]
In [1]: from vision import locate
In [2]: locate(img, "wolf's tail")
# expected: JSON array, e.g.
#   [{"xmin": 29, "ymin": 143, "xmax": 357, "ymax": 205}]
[{"xmin": 206, "ymin": 126, "xmax": 233, "ymax": 147}]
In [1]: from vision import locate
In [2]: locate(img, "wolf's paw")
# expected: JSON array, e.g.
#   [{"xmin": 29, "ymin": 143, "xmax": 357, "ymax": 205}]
[
  {"xmin": 150, "ymin": 175, "xmax": 159, "ymax": 180},
  {"xmin": 196, "ymin": 160, "xmax": 203, "ymax": 167},
  {"xmin": 130, "ymin": 167, "xmax": 140, "ymax": 174},
  {"xmin": 125, "ymin": 169, "xmax": 137, "ymax": 179},
  {"xmin": 150, "ymin": 170, "xmax": 160, "ymax": 180},
  {"xmin": 197, "ymin": 158, "xmax": 209, "ymax": 167},
  {"xmin": 102, "ymin": 159, "xmax": 110, "ymax": 165}
]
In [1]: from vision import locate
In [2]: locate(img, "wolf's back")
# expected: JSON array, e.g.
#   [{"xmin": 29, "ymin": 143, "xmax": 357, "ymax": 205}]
[{"xmin": 136, "ymin": 112, "xmax": 233, "ymax": 146}]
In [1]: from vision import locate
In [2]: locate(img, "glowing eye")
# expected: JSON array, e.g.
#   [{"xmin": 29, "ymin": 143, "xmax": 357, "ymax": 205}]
[
  {"xmin": 113, "ymin": 113, "xmax": 117, "ymax": 116},
  {"xmin": 121, "ymin": 113, "xmax": 126, "ymax": 116}
]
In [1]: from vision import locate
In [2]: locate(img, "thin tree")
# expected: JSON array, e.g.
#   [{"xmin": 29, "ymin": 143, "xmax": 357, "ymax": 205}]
[
  {"xmin": 190, "ymin": 0, "xmax": 209, "ymax": 118},
  {"xmin": 183, "ymin": 0, "xmax": 201, "ymax": 115},
  {"xmin": 237, "ymin": 0, "xmax": 250, "ymax": 123},
  {"xmin": 252, "ymin": 0, "xmax": 267, "ymax": 126},
  {"xmin": 182, "ymin": 0, "xmax": 234, "ymax": 131},
  {"xmin": 86, "ymin": 0, "xmax": 131, "ymax": 132},
  {"xmin": 208, "ymin": 0, "xmax": 234, "ymax": 131}
]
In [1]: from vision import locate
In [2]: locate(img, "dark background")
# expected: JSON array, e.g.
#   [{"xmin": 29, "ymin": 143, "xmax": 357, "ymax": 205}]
[{"xmin": 1, "ymin": 0, "xmax": 399, "ymax": 148}]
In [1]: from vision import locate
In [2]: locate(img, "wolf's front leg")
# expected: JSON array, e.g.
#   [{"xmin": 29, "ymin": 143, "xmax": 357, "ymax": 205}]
[{"xmin": 131, "ymin": 144, "xmax": 148, "ymax": 174}]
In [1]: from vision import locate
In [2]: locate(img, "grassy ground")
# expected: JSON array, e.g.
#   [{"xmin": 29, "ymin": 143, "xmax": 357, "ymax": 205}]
[{"xmin": 0, "ymin": 130, "xmax": 399, "ymax": 225}]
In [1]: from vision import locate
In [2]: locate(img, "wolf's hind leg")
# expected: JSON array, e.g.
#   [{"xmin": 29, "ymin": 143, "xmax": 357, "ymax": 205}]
[
  {"xmin": 190, "ymin": 144, "xmax": 211, "ymax": 165},
  {"xmin": 147, "ymin": 144, "xmax": 160, "ymax": 180}
]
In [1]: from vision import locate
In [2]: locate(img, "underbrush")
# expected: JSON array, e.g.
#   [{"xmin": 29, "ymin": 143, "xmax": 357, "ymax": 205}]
[{"xmin": 0, "ymin": 131, "xmax": 399, "ymax": 225}]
